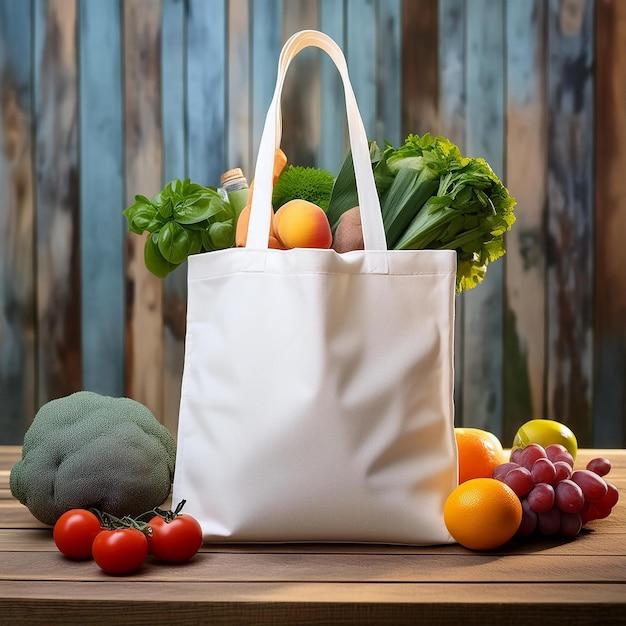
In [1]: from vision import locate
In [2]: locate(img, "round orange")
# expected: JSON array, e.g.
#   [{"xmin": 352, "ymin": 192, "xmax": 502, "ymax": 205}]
[
  {"xmin": 455, "ymin": 427, "xmax": 505, "ymax": 483},
  {"xmin": 444, "ymin": 478, "xmax": 523, "ymax": 550}
]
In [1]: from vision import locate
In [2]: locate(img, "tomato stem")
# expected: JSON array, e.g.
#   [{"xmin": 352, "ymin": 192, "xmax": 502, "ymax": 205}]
[
  {"xmin": 137, "ymin": 499, "xmax": 187, "ymax": 523},
  {"xmin": 88, "ymin": 508, "xmax": 152, "ymax": 536}
]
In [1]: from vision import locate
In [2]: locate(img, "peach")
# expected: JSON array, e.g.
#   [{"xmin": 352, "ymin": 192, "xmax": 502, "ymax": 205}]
[{"xmin": 273, "ymin": 199, "xmax": 332, "ymax": 249}]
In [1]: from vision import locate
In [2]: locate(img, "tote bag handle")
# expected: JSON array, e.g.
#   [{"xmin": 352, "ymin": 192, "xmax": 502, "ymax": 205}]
[{"xmin": 247, "ymin": 30, "xmax": 388, "ymax": 258}]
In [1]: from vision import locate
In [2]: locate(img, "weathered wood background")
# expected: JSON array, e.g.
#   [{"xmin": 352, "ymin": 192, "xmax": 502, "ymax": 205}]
[{"xmin": 1, "ymin": 0, "xmax": 624, "ymax": 448}]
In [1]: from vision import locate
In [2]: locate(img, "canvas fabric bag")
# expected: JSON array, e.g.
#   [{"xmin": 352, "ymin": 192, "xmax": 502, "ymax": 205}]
[{"xmin": 172, "ymin": 30, "xmax": 458, "ymax": 544}]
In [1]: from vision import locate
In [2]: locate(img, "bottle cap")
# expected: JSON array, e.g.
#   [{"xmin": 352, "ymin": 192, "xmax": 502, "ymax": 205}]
[{"xmin": 220, "ymin": 168, "xmax": 246, "ymax": 185}]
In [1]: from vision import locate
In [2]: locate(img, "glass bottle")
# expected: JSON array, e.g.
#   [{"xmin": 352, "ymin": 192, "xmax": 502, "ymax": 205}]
[{"xmin": 220, "ymin": 168, "xmax": 249, "ymax": 219}]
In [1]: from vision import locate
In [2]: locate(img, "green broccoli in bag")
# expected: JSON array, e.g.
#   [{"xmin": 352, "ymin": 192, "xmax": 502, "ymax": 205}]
[{"xmin": 10, "ymin": 391, "xmax": 176, "ymax": 526}]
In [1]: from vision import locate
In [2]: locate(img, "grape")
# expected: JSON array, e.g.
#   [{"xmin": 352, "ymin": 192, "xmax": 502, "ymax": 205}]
[
  {"xmin": 531, "ymin": 458, "xmax": 557, "ymax": 484},
  {"xmin": 503, "ymin": 466, "xmax": 534, "ymax": 497},
  {"xmin": 520, "ymin": 444, "xmax": 547, "ymax": 471},
  {"xmin": 551, "ymin": 450, "xmax": 575, "ymax": 468},
  {"xmin": 559, "ymin": 512, "xmax": 583, "ymax": 537},
  {"xmin": 492, "ymin": 462, "xmax": 520, "ymax": 481},
  {"xmin": 527, "ymin": 483, "xmax": 555, "ymax": 513},
  {"xmin": 553, "ymin": 460, "xmax": 573, "ymax": 482},
  {"xmin": 516, "ymin": 498, "xmax": 538, "ymax": 537},
  {"xmin": 555, "ymin": 479, "xmax": 585, "ymax": 513},
  {"xmin": 571, "ymin": 470, "xmax": 608, "ymax": 502},
  {"xmin": 537, "ymin": 506, "xmax": 560, "ymax": 536},
  {"xmin": 602, "ymin": 481, "xmax": 620, "ymax": 509},
  {"xmin": 504, "ymin": 450, "xmax": 616, "ymax": 539},
  {"xmin": 581, "ymin": 501, "xmax": 600, "ymax": 525},
  {"xmin": 586, "ymin": 457, "xmax": 611, "ymax": 477},
  {"xmin": 590, "ymin": 503, "xmax": 612, "ymax": 520},
  {"xmin": 589, "ymin": 483, "xmax": 619, "ymax": 520},
  {"xmin": 545, "ymin": 443, "xmax": 569, "ymax": 462}
]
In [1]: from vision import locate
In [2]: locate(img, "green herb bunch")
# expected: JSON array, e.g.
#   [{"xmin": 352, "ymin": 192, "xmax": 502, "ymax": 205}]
[{"xmin": 123, "ymin": 179, "xmax": 236, "ymax": 278}]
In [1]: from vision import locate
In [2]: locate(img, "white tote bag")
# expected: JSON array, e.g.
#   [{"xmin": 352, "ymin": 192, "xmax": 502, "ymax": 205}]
[{"xmin": 172, "ymin": 30, "xmax": 458, "ymax": 544}]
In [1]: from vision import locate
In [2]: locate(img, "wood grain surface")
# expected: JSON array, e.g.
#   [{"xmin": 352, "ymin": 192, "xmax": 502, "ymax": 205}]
[
  {"xmin": 123, "ymin": 0, "xmax": 164, "ymax": 423},
  {"xmin": 0, "ymin": 0, "xmax": 36, "ymax": 440},
  {"xmin": 437, "ymin": 0, "xmax": 467, "ymax": 424},
  {"xmin": 463, "ymin": 0, "xmax": 506, "ymax": 435},
  {"xmin": 504, "ymin": 0, "xmax": 548, "ymax": 443},
  {"xmin": 1, "ymin": 447, "xmax": 624, "ymax": 625},
  {"xmin": 33, "ymin": 0, "xmax": 82, "ymax": 406},
  {"xmin": 0, "ymin": 0, "xmax": 625, "ymax": 450},
  {"xmin": 594, "ymin": 0, "xmax": 626, "ymax": 446},
  {"xmin": 79, "ymin": 0, "xmax": 124, "ymax": 399},
  {"xmin": 546, "ymin": 0, "xmax": 595, "ymax": 442},
  {"xmin": 161, "ymin": 0, "xmax": 187, "ymax": 436}
]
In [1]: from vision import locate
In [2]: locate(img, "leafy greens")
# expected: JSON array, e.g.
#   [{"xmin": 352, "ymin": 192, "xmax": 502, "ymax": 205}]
[
  {"xmin": 325, "ymin": 133, "xmax": 517, "ymax": 292},
  {"xmin": 123, "ymin": 179, "xmax": 236, "ymax": 278}
]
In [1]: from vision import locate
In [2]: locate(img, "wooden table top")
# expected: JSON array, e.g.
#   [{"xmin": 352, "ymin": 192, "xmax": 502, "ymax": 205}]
[{"xmin": 1, "ymin": 446, "xmax": 624, "ymax": 625}]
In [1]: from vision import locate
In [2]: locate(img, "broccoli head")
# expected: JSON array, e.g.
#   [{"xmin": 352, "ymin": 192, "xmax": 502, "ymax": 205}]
[
  {"xmin": 10, "ymin": 391, "xmax": 176, "ymax": 526},
  {"xmin": 272, "ymin": 165, "xmax": 335, "ymax": 212}
]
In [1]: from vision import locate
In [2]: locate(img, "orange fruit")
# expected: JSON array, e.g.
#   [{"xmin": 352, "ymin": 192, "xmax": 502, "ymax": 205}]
[
  {"xmin": 444, "ymin": 478, "xmax": 522, "ymax": 550},
  {"xmin": 455, "ymin": 427, "xmax": 505, "ymax": 483}
]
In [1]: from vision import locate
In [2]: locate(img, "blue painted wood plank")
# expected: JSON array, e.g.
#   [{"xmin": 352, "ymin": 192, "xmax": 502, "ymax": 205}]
[
  {"xmin": 251, "ymin": 0, "xmax": 282, "ymax": 162},
  {"xmin": 161, "ymin": 0, "xmax": 187, "ymax": 435},
  {"xmin": 186, "ymin": 0, "xmax": 226, "ymax": 186},
  {"xmin": 78, "ymin": 0, "xmax": 124, "ymax": 399},
  {"xmin": 503, "ymin": 0, "xmax": 548, "ymax": 444},
  {"xmin": 438, "ymin": 0, "xmax": 466, "ymax": 148},
  {"xmin": 462, "ymin": 0, "xmax": 506, "ymax": 437},
  {"xmin": 346, "ymin": 0, "xmax": 377, "ymax": 142},
  {"xmin": 162, "ymin": 0, "xmax": 186, "ymax": 184},
  {"xmin": 438, "ymin": 0, "xmax": 466, "ymax": 426},
  {"xmin": 546, "ymin": 0, "xmax": 594, "ymax": 445},
  {"xmin": 281, "ymin": 0, "xmax": 320, "ymax": 167},
  {"xmin": 378, "ymin": 0, "xmax": 401, "ymax": 148},
  {"xmin": 227, "ymin": 0, "xmax": 252, "ymax": 176},
  {"xmin": 319, "ymin": 0, "xmax": 346, "ymax": 173},
  {"xmin": 0, "ymin": 0, "xmax": 36, "ymax": 443},
  {"xmin": 33, "ymin": 0, "xmax": 82, "ymax": 406}
]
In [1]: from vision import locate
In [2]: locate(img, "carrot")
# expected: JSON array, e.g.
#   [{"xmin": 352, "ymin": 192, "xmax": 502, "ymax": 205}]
[{"xmin": 236, "ymin": 148, "xmax": 288, "ymax": 247}]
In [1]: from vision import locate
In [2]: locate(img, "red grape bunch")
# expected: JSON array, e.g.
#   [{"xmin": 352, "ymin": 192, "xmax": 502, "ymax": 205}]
[{"xmin": 491, "ymin": 444, "xmax": 619, "ymax": 538}]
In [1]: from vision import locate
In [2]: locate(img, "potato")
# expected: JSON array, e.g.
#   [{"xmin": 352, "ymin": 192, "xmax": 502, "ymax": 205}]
[{"xmin": 332, "ymin": 206, "xmax": 364, "ymax": 253}]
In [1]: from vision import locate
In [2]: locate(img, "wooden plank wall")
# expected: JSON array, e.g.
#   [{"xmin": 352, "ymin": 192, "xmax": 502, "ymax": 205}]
[{"xmin": 0, "ymin": 0, "xmax": 624, "ymax": 449}]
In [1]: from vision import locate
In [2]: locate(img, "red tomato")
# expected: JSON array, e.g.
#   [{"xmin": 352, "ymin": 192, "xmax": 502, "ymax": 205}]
[
  {"xmin": 53, "ymin": 509, "xmax": 102, "ymax": 560},
  {"xmin": 147, "ymin": 514, "xmax": 203, "ymax": 563},
  {"xmin": 92, "ymin": 528, "xmax": 148, "ymax": 575}
]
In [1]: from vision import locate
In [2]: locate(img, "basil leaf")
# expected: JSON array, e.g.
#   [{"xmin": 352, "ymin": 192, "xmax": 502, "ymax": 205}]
[
  {"xmin": 157, "ymin": 196, "xmax": 173, "ymax": 218},
  {"xmin": 145, "ymin": 234, "xmax": 179, "ymax": 278},
  {"xmin": 147, "ymin": 214, "xmax": 167, "ymax": 231},
  {"xmin": 174, "ymin": 192, "xmax": 223, "ymax": 224},
  {"xmin": 123, "ymin": 201, "xmax": 157, "ymax": 235},
  {"xmin": 201, "ymin": 228, "xmax": 215, "ymax": 251},
  {"xmin": 208, "ymin": 219, "xmax": 235, "ymax": 250},
  {"xmin": 158, "ymin": 221, "xmax": 193, "ymax": 264},
  {"xmin": 188, "ymin": 229, "xmax": 203, "ymax": 255},
  {"xmin": 134, "ymin": 194, "xmax": 153, "ymax": 206},
  {"xmin": 131, "ymin": 206, "xmax": 159, "ymax": 232}
]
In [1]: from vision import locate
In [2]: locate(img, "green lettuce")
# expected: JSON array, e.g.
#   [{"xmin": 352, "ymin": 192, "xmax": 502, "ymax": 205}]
[{"xmin": 326, "ymin": 133, "xmax": 517, "ymax": 292}]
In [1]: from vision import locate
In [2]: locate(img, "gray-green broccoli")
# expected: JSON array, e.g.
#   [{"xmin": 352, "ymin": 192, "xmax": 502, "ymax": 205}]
[{"xmin": 10, "ymin": 391, "xmax": 176, "ymax": 526}]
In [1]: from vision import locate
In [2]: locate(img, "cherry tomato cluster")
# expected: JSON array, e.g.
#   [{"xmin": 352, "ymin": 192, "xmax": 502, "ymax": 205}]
[{"xmin": 53, "ymin": 500, "xmax": 203, "ymax": 575}]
